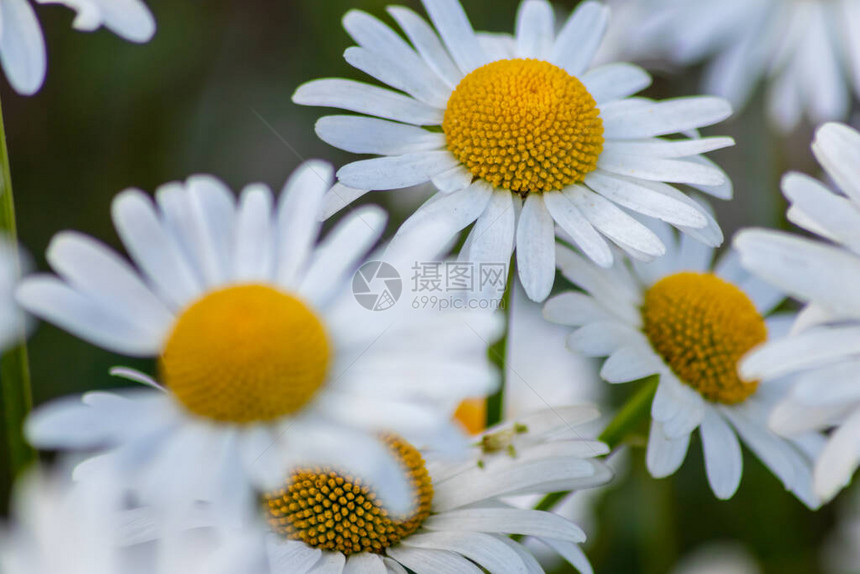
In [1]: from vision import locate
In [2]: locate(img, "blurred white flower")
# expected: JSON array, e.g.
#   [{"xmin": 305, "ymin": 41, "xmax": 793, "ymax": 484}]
[
  {"xmin": 263, "ymin": 409, "xmax": 611, "ymax": 574},
  {"xmin": 0, "ymin": 237, "xmax": 29, "ymax": 350},
  {"xmin": 737, "ymin": 122, "xmax": 860, "ymax": 502},
  {"xmin": 546, "ymin": 218, "xmax": 821, "ymax": 506},
  {"xmin": 672, "ymin": 542, "xmax": 761, "ymax": 574},
  {"xmin": 295, "ymin": 0, "xmax": 733, "ymax": 302},
  {"xmin": 0, "ymin": 469, "xmax": 267, "ymax": 574},
  {"xmin": 19, "ymin": 161, "xmax": 503, "ymax": 531},
  {"xmin": 0, "ymin": 0, "xmax": 155, "ymax": 95},
  {"xmin": 606, "ymin": 0, "xmax": 859, "ymax": 131}
]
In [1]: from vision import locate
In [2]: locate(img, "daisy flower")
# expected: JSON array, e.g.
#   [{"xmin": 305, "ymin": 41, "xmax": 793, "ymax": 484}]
[
  {"xmin": 293, "ymin": 0, "xmax": 733, "ymax": 302},
  {"xmin": 736, "ymin": 122, "xmax": 860, "ymax": 502},
  {"xmin": 1, "ymin": 0, "xmax": 155, "ymax": 95},
  {"xmin": 18, "ymin": 160, "xmax": 503, "ymax": 528},
  {"xmin": 606, "ymin": 0, "xmax": 859, "ymax": 131},
  {"xmin": 0, "ymin": 469, "xmax": 268, "ymax": 574},
  {"xmin": 262, "ymin": 407, "xmax": 611, "ymax": 574},
  {"xmin": 544, "ymin": 219, "xmax": 821, "ymax": 505}
]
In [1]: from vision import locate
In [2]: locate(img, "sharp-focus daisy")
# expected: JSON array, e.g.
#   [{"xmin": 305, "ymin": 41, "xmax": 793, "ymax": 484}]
[
  {"xmin": 19, "ymin": 160, "xmax": 503, "ymax": 528},
  {"xmin": 736, "ymin": 122, "xmax": 860, "ymax": 502},
  {"xmin": 262, "ymin": 408, "xmax": 611, "ymax": 574},
  {"xmin": 606, "ymin": 0, "xmax": 859, "ymax": 131},
  {"xmin": 544, "ymin": 219, "xmax": 821, "ymax": 505},
  {"xmin": 0, "ymin": 0, "xmax": 155, "ymax": 95},
  {"xmin": 294, "ymin": 0, "xmax": 733, "ymax": 302},
  {"xmin": 0, "ymin": 469, "xmax": 268, "ymax": 574}
]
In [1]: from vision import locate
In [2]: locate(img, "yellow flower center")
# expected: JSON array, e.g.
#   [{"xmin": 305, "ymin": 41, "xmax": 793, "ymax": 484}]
[
  {"xmin": 160, "ymin": 284, "xmax": 330, "ymax": 423},
  {"xmin": 264, "ymin": 435, "xmax": 434, "ymax": 555},
  {"xmin": 442, "ymin": 58, "xmax": 604, "ymax": 194},
  {"xmin": 642, "ymin": 272, "xmax": 766, "ymax": 405}
]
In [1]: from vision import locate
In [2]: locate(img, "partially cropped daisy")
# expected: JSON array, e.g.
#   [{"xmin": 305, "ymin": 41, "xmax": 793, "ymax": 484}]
[
  {"xmin": 1, "ymin": 0, "xmax": 155, "ymax": 95},
  {"xmin": 607, "ymin": 0, "xmax": 859, "ymax": 131},
  {"xmin": 737, "ymin": 122, "xmax": 860, "ymax": 502},
  {"xmin": 544, "ymin": 219, "xmax": 821, "ymax": 505},
  {"xmin": 19, "ymin": 160, "xmax": 503, "ymax": 527},
  {"xmin": 294, "ymin": 0, "xmax": 733, "ymax": 302},
  {"xmin": 0, "ymin": 469, "xmax": 267, "ymax": 574},
  {"xmin": 262, "ymin": 408, "xmax": 611, "ymax": 574}
]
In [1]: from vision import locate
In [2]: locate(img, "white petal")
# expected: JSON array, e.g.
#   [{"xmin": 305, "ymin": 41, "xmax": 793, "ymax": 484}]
[
  {"xmin": 464, "ymin": 190, "xmax": 515, "ymax": 291},
  {"xmin": 308, "ymin": 552, "xmax": 346, "ymax": 574},
  {"xmin": 600, "ymin": 346, "xmax": 662, "ymax": 383},
  {"xmin": 549, "ymin": 0, "xmax": 608, "ymax": 76},
  {"xmin": 316, "ymin": 116, "xmax": 444, "ymax": 156},
  {"xmin": 542, "ymin": 291, "xmax": 617, "ymax": 326},
  {"xmin": 700, "ymin": 408, "xmax": 743, "ymax": 499},
  {"xmin": 233, "ymin": 184, "xmax": 275, "ymax": 282},
  {"xmin": 322, "ymin": 184, "xmax": 371, "ymax": 220},
  {"xmin": 567, "ymin": 321, "xmax": 641, "ymax": 357},
  {"xmin": 516, "ymin": 194, "xmax": 556, "ymax": 302},
  {"xmin": 783, "ymin": 170, "xmax": 860, "ymax": 253},
  {"xmin": 386, "ymin": 6, "xmax": 462, "ymax": 88},
  {"xmin": 602, "ymin": 97, "xmax": 733, "ymax": 140},
  {"xmin": 423, "ymin": 508, "xmax": 585, "ymax": 543},
  {"xmin": 734, "ymin": 229, "xmax": 860, "ymax": 318},
  {"xmin": 276, "ymin": 161, "xmax": 330, "ymax": 288},
  {"xmin": 814, "ymin": 409, "xmax": 860, "ymax": 501},
  {"xmin": 602, "ymin": 137, "xmax": 735, "ymax": 159},
  {"xmin": 0, "ymin": 0, "xmax": 46, "ymax": 95},
  {"xmin": 386, "ymin": 546, "xmax": 483, "ymax": 574},
  {"xmin": 344, "ymin": 46, "xmax": 449, "ymax": 109},
  {"xmin": 581, "ymin": 63, "xmax": 651, "ymax": 105},
  {"xmin": 543, "ymin": 190, "xmax": 612, "ymax": 267},
  {"xmin": 596, "ymin": 152, "xmax": 726, "ymax": 187},
  {"xmin": 293, "ymin": 79, "xmax": 443, "ymax": 126},
  {"xmin": 343, "ymin": 553, "xmax": 387, "ymax": 574},
  {"xmin": 338, "ymin": 152, "xmax": 459, "ymax": 190},
  {"xmin": 646, "ymin": 419, "xmax": 691, "ymax": 478},
  {"xmin": 538, "ymin": 539, "xmax": 593, "ymax": 574},
  {"xmin": 584, "ymin": 172, "xmax": 708, "ymax": 228},
  {"xmin": 111, "ymin": 188, "xmax": 202, "ymax": 310},
  {"xmin": 812, "ymin": 122, "xmax": 860, "ymax": 204},
  {"xmin": 420, "ymin": 0, "xmax": 489, "ymax": 74},
  {"xmin": 515, "ymin": 0, "xmax": 554, "ymax": 59},
  {"xmin": 402, "ymin": 531, "xmax": 529, "ymax": 574}
]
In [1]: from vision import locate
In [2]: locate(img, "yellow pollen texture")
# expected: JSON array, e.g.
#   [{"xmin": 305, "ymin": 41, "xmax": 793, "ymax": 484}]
[
  {"xmin": 161, "ymin": 284, "xmax": 330, "ymax": 424},
  {"xmin": 264, "ymin": 435, "xmax": 434, "ymax": 555},
  {"xmin": 442, "ymin": 58, "xmax": 604, "ymax": 194},
  {"xmin": 642, "ymin": 272, "xmax": 767, "ymax": 405}
]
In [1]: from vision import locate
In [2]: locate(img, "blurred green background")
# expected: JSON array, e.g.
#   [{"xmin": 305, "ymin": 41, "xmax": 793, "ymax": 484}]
[{"xmin": 0, "ymin": 1, "xmax": 849, "ymax": 572}]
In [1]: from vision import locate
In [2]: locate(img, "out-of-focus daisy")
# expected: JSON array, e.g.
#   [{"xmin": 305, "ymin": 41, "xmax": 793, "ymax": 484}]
[
  {"xmin": 0, "ymin": 469, "xmax": 267, "ymax": 574},
  {"xmin": 0, "ymin": 0, "xmax": 155, "ymax": 95},
  {"xmin": 0, "ymin": 237, "xmax": 29, "ymax": 350},
  {"xmin": 737, "ymin": 122, "xmax": 860, "ymax": 502},
  {"xmin": 263, "ymin": 408, "xmax": 611, "ymax": 574},
  {"xmin": 607, "ymin": 0, "xmax": 859, "ymax": 131},
  {"xmin": 544, "ymin": 219, "xmax": 821, "ymax": 505},
  {"xmin": 294, "ymin": 0, "xmax": 733, "ymax": 302},
  {"xmin": 19, "ymin": 161, "xmax": 503, "ymax": 527},
  {"xmin": 671, "ymin": 543, "xmax": 761, "ymax": 574}
]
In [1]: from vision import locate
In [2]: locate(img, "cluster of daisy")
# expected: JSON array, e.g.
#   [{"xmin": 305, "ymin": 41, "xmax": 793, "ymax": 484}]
[{"xmin": 0, "ymin": 0, "xmax": 859, "ymax": 572}]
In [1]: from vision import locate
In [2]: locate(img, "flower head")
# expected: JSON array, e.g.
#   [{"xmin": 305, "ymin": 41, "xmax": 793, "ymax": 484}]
[
  {"xmin": 295, "ymin": 0, "xmax": 733, "ymax": 302},
  {"xmin": 545, "ymin": 218, "xmax": 821, "ymax": 505},
  {"xmin": 19, "ymin": 160, "xmax": 503, "ymax": 528},
  {"xmin": 263, "ymin": 408, "xmax": 611, "ymax": 574}
]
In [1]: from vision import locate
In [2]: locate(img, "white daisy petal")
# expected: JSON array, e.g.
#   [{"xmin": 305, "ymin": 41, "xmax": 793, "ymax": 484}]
[
  {"xmin": 646, "ymin": 418, "xmax": 691, "ymax": 478},
  {"xmin": 386, "ymin": 546, "xmax": 483, "ymax": 574},
  {"xmin": 0, "ymin": 0, "xmax": 46, "ymax": 95},
  {"xmin": 386, "ymin": 6, "xmax": 462, "ymax": 88},
  {"xmin": 420, "ymin": 0, "xmax": 489, "ymax": 74},
  {"xmin": 464, "ymin": 190, "xmax": 515, "ymax": 282},
  {"xmin": 814, "ymin": 409, "xmax": 860, "ymax": 501},
  {"xmin": 316, "ymin": 116, "xmax": 445, "ymax": 156},
  {"xmin": 813, "ymin": 122, "xmax": 860, "ymax": 204},
  {"xmin": 596, "ymin": 152, "xmax": 726, "ymax": 187},
  {"xmin": 424, "ymin": 508, "xmax": 585, "ymax": 543},
  {"xmin": 602, "ymin": 137, "xmax": 734, "ymax": 159},
  {"xmin": 544, "ymin": 190, "xmax": 612, "ymax": 268},
  {"xmin": 515, "ymin": 0, "xmax": 554, "ymax": 59},
  {"xmin": 601, "ymin": 97, "xmax": 733, "ymax": 140},
  {"xmin": 581, "ymin": 63, "xmax": 652, "ymax": 105},
  {"xmin": 322, "ymin": 184, "xmax": 368, "ymax": 220},
  {"xmin": 516, "ymin": 194, "xmax": 556, "ymax": 302},
  {"xmin": 782, "ymin": 170, "xmax": 860, "ymax": 254},
  {"xmin": 549, "ymin": 0, "xmax": 609, "ymax": 76},
  {"xmin": 700, "ymin": 408, "xmax": 743, "ymax": 499},
  {"xmin": 338, "ymin": 152, "xmax": 459, "ymax": 191},
  {"xmin": 294, "ymin": 80, "xmax": 443, "ymax": 126},
  {"xmin": 343, "ymin": 553, "xmax": 386, "ymax": 574},
  {"xmin": 538, "ymin": 538, "xmax": 593, "ymax": 574},
  {"xmin": 233, "ymin": 184, "xmax": 276, "ymax": 282},
  {"xmin": 403, "ymin": 531, "xmax": 528, "ymax": 574},
  {"xmin": 600, "ymin": 346, "xmax": 662, "ymax": 383},
  {"xmin": 344, "ymin": 46, "xmax": 449, "ymax": 109}
]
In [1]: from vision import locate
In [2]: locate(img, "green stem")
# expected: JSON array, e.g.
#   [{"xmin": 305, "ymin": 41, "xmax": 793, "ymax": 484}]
[
  {"xmin": 485, "ymin": 257, "xmax": 515, "ymax": 428},
  {"xmin": 530, "ymin": 376, "xmax": 659, "ymax": 513},
  {"xmin": 0, "ymin": 95, "xmax": 35, "ymax": 476}
]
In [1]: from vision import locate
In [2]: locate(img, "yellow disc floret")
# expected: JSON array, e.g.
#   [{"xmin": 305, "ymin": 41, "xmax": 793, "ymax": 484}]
[
  {"xmin": 264, "ymin": 435, "xmax": 434, "ymax": 555},
  {"xmin": 161, "ymin": 284, "xmax": 330, "ymax": 424},
  {"xmin": 442, "ymin": 58, "xmax": 604, "ymax": 194},
  {"xmin": 642, "ymin": 272, "xmax": 767, "ymax": 404}
]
